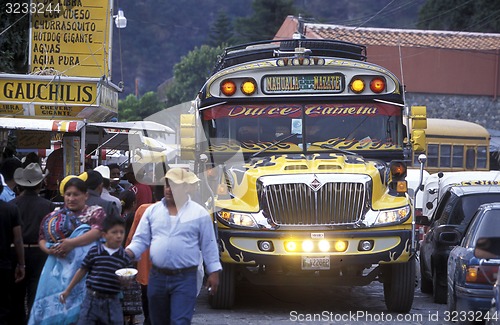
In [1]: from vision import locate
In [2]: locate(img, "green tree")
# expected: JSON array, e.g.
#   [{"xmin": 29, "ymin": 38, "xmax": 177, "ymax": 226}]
[
  {"xmin": 417, "ymin": 0, "xmax": 500, "ymax": 33},
  {"xmin": 234, "ymin": 0, "xmax": 298, "ymax": 43},
  {"xmin": 118, "ymin": 94, "xmax": 141, "ymax": 121},
  {"xmin": 208, "ymin": 10, "xmax": 235, "ymax": 47},
  {"xmin": 0, "ymin": 0, "xmax": 30, "ymax": 73},
  {"xmin": 118, "ymin": 92, "xmax": 164, "ymax": 121},
  {"xmin": 164, "ymin": 45, "xmax": 224, "ymax": 106},
  {"xmin": 138, "ymin": 91, "xmax": 163, "ymax": 118}
]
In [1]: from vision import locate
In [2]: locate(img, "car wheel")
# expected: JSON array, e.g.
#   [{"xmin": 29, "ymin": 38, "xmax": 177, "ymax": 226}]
[
  {"xmin": 208, "ymin": 263, "xmax": 235, "ymax": 309},
  {"xmin": 447, "ymin": 284, "xmax": 456, "ymax": 313},
  {"xmin": 432, "ymin": 268, "xmax": 447, "ymax": 304},
  {"xmin": 420, "ymin": 259, "xmax": 433, "ymax": 293}
]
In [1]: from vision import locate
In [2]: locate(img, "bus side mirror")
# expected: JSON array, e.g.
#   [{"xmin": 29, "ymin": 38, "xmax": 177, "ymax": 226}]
[
  {"xmin": 410, "ymin": 106, "xmax": 427, "ymax": 152},
  {"xmin": 411, "ymin": 129, "xmax": 426, "ymax": 152},
  {"xmin": 180, "ymin": 114, "xmax": 196, "ymax": 160},
  {"xmin": 411, "ymin": 106, "xmax": 427, "ymax": 129}
]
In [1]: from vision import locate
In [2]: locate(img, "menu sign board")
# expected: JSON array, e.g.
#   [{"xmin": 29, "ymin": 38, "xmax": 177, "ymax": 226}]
[{"xmin": 29, "ymin": 0, "xmax": 113, "ymax": 78}]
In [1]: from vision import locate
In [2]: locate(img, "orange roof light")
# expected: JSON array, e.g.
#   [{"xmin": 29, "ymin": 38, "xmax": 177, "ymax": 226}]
[
  {"xmin": 350, "ymin": 78, "xmax": 365, "ymax": 93},
  {"xmin": 396, "ymin": 180, "xmax": 408, "ymax": 193},
  {"xmin": 390, "ymin": 161, "xmax": 407, "ymax": 178},
  {"xmin": 241, "ymin": 79, "xmax": 257, "ymax": 96},
  {"xmin": 370, "ymin": 77, "xmax": 385, "ymax": 93},
  {"xmin": 221, "ymin": 80, "xmax": 237, "ymax": 96}
]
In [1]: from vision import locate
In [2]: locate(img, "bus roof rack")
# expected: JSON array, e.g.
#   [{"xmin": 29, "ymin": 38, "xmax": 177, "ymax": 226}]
[{"xmin": 213, "ymin": 39, "xmax": 367, "ymax": 72}]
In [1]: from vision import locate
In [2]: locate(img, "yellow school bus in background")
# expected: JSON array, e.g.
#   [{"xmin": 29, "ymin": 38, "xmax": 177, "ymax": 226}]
[{"xmin": 412, "ymin": 118, "xmax": 489, "ymax": 173}]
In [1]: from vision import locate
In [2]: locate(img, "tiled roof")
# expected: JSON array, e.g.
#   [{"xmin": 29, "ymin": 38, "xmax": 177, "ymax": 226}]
[{"xmin": 305, "ymin": 23, "xmax": 500, "ymax": 51}]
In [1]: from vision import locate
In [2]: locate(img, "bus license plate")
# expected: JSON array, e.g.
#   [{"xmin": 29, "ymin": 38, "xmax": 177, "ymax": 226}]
[{"xmin": 302, "ymin": 256, "xmax": 330, "ymax": 270}]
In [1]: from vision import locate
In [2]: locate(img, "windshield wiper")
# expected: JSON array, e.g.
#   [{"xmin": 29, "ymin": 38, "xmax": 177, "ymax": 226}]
[
  {"xmin": 309, "ymin": 143, "xmax": 359, "ymax": 156},
  {"xmin": 345, "ymin": 115, "xmax": 370, "ymax": 140},
  {"xmin": 251, "ymin": 133, "xmax": 298, "ymax": 158}
]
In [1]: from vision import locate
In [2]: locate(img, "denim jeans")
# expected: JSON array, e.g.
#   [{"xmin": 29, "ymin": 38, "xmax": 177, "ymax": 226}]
[
  {"xmin": 77, "ymin": 291, "xmax": 123, "ymax": 325},
  {"xmin": 147, "ymin": 268, "xmax": 197, "ymax": 325}
]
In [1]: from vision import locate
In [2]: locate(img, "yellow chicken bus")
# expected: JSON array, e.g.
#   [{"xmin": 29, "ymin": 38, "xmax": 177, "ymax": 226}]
[{"xmin": 180, "ymin": 39, "xmax": 428, "ymax": 313}]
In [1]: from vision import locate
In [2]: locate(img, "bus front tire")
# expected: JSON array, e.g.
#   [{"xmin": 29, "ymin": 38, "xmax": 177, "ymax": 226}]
[
  {"xmin": 382, "ymin": 258, "xmax": 416, "ymax": 313},
  {"xmin": 208, "ymin": 263, "xmax": 235, "ymax": 309}
]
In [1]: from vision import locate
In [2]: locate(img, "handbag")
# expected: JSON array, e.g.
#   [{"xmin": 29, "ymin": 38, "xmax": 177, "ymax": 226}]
[{"xmin": 121, "ymin": 280, "xmax": 143, "ymax": 315}]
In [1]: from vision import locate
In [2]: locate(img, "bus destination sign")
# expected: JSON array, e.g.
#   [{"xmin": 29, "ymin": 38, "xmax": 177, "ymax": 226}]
[{"xmin": 264, "ymin": 74, "xmax": 344, "ymax": 94}]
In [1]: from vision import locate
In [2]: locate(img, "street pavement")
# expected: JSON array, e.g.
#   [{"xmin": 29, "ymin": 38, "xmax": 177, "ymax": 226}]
[
  {"xmin": 134, "ymin": 259, "xmax": 448, "ymax": 324},
  {"xmin": 190, "ymin": 281, "xmax": 448, "ymax": 325}
]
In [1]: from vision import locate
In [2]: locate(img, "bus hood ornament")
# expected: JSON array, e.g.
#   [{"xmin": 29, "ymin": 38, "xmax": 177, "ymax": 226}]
[{"xmin": 309, "ymin": 176, "xmax": 322, "ymax": 191}]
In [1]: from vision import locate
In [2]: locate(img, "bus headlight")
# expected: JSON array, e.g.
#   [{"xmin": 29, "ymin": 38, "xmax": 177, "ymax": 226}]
[
  {"xmin": 364, "ymin": 205, "xmax": 411, "ymax": 226},
  {"xmin": 376, "ymin": 205, "xmax": 410, "ymax": 224},
  {"xmin": 218, "ymin": 211, "xmax": 258, "ymax": 228}
]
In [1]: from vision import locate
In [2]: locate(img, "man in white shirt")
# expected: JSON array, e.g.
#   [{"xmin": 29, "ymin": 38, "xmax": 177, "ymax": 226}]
[{"xmin": 126, "ymin": 167, "xmax": 221, "ymax": 324}]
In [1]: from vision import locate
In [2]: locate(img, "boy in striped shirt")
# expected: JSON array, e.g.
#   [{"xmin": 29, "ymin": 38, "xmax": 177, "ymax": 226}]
[{"xmin": 60, "ymin": 214, "xmax": 132, "ymax": 325}]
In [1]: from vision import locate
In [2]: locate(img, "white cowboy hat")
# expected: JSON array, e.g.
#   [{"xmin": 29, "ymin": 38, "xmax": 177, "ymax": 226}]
[
  {"xmin": 14, "ymin": 163, "xmax": 48, "ymax": 187},
  {"xmin": 94, "ymin": 165, "xmax": 111, "ymax": 179},
  {"xmin": 164, "ymin": 167, "xmax": 199, "ymax": 184},
  {"xmin": 94, "ymin": 165, "xmax": 120, "ymax": 181}
]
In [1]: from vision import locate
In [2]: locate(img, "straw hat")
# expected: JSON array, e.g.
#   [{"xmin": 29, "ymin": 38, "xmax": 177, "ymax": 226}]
[
  {"xmin": 164, "ymin": 168, "xmax": 199, "ymax": 184},
  {"xmin": 14, "ymin": 163, "xmax": 47, "ymax": 187}
]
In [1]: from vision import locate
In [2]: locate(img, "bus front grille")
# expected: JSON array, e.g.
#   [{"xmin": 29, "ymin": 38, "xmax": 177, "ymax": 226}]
[{"xmin": 261, "ymin": 180, "xmax": 369, "ymax": 226}]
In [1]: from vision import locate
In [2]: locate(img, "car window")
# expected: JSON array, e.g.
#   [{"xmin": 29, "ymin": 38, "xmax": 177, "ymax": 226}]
[
  {"xmin": 452, "ymin": 193, "xmax": 500, "ymax": 232},
  {"xmin": 431, "ymin": 191, "xmax": 452, "ymax": 224},
  {"xmin": 463, "ymin": 210, "xmax": 483, "ymax": 247},
  {"xmin": 473, "ymin": 210, "xmax": 500, "ymax": 240},
  {"xmin": 433, "ymin": 191, "xmax": 458, "ymax": 226},
  {"xmin": 448, "ymin": 197, "xmax": 466, "ymax": 225}
]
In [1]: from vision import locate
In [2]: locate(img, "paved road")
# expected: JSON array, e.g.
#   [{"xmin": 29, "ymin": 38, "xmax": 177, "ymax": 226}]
[{"xmin": 191, "ymin": 280, "xmax": 448, "ymax": 325}]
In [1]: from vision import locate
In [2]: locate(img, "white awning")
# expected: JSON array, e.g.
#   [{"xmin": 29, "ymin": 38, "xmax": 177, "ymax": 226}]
[
  {"xmin": 0, "ymin": 118, "xmax": 85, "ymax": 132},
  {"xmin": 88, "ymin": 121, "xmax": 175, "ymax": 134}
]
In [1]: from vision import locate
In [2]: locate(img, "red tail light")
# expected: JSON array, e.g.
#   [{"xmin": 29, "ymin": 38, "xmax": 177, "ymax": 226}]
[
  {"xmin": 370, "ymin": 77, "xmax": 385, "ymax": 93},
  {"xmin": 466, "ymin": 265, "xmax": 499, "ymax": 284}
]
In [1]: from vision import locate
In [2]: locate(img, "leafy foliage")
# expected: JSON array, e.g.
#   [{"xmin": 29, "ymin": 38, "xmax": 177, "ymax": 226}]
[
  {"xmin": 417, "ymin": 0, "xmax": 500, "ymax": 32},
  {"xmin": 208, "ymin": 10, "xmax": 235, "ymax": 47},
  {"xmin": 234, "ymin": 0, "xmax": 298, "ymax": 43},
  {"xmin": 0, "ymin": 0, "xmax": 30, "ymax": 73},
  {"xmin": 164, "ymin": 45, "xmax": 224, "ymax": 107},
  {"xmin": 118, "ymin": 92, "xmax": 163, "ymax": 121}
]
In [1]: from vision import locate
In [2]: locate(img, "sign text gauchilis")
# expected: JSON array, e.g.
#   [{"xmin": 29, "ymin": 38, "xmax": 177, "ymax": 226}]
[{"xmin": 2, "ymin": 81, "xmax": 94, "ymax": 103}]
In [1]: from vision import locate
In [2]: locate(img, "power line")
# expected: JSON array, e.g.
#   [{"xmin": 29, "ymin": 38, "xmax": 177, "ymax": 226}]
[
  {"xmin": 0, "ymin": 13, "xmax": 28, "ymax": 37},
  {"xmin": 355, "ymin": 0, "xmax": 398, "ymax": 29},
  {"xmin": 461, "ymin": 8, "xmax": 500, "ymax": 32},
  {"xmin": 303, "ymin": 0, "xmax": 425, "ymax": 27},
  {"xmin": 414, "ymin": 0, "xmax": 475, "ymax": 27}
]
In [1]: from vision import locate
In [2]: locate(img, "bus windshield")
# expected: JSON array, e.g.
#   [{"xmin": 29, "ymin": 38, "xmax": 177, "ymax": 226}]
[{"xmin": 202, "ymin": 102, "xmax": 404, "ymax": 154}]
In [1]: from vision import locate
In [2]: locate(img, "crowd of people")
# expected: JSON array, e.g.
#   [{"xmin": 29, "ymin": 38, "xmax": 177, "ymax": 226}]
[{"xmin": 0, "ymin": 152, "xmax": 221, "ymax": 325}]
